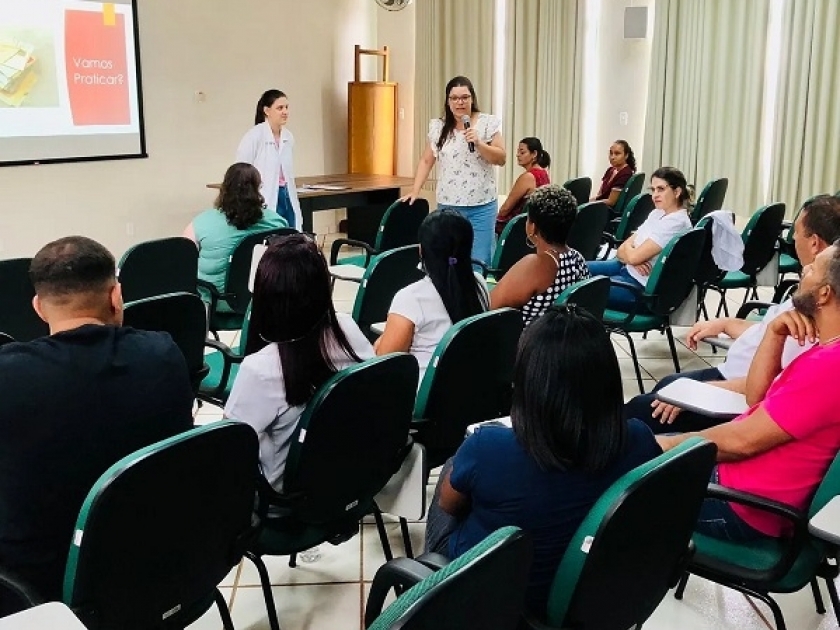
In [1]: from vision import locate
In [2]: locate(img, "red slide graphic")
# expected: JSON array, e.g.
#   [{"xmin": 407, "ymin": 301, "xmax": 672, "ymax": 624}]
[{"xmin": 64, "ymin": 8, "xmax": 130, "ymax": 126}]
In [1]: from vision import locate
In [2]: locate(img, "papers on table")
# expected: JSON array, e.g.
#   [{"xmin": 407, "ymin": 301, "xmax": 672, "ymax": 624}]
[{"xmin": 0, "ymin": 39, "xmax": 38, "ymax": 107}]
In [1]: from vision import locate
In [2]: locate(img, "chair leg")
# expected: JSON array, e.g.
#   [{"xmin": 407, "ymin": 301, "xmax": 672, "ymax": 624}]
[
  {"xmin": 245, "ymin": 551, "xmax": 282, "ymax": 630},
  {"xmin": 623, "ymin": 332, "xmax": 646, "ymax": 395},
  {"xmin": 214, "ymin": 588, "xmax": 236, "ymax": 630},
  {"xmin": 665, "ymin": 326, "xmax": 681, "ymax": 374},
  {"xmin": 825, "ymin": 575, "xmax": 840, "ymax": 626},
  {"xmin": 373, "ymin": 509, "xmax": 394, "ymax": 562},
  {"xmin": 810, "ymin": 577, "xmax": 826, "ymax": 614},
  {"xmin": 674, "ymin": 572, "xmax": 689, "ymax": 600},
  {"xmin": 288, "ymin": 553, "xmax": 297, "ymax": 568},
  {"xmin": 715, "ymin": 290, "xmax": 729, "ymax": 318},
  {"xmin": 399, "ymin": 517, "xmax": 414, "ymax": 559},
  {"xmin": 749, "ymin": 590, "xmax": 787, "ymax": 630}
]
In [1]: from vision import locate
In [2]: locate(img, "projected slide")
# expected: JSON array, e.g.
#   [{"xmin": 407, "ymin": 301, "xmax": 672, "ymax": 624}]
[{"xmin": 0, "ymin": 0, "xmax": 145, "ymax": 165}]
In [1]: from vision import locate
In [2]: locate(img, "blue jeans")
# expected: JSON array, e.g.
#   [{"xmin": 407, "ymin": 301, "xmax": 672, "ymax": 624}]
[
  {"xmin": 439, "ymin": 200, "xmax": 497, "ymax": 267},
  {"xmin": 696, "ymin": 468, "xmax": 764, "ymax": 542},
  {"xmin": 586, "ymin": 258, "xmax": 646, "ymax": 311},
  {"xmin": 276, "ymin": 185, "xmax": 296, "ymax": 229}
]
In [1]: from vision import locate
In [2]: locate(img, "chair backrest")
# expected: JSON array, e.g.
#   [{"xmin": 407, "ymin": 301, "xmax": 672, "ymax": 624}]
[
  {"xmin": 693, "ymin": 216, "xmax": 727, "ymax": 287},
  {"xmin": 63, "ymin": 422, "xmax": 258, "ymax": 630},
  {"xmin": 123, "ymin": 292, "xmax": 209, "ymax": 391},
  {"xmin": 376, "ymin": 199, "xmax": 430, "ymax": 252},
  {"xmin": 614, "ymin": 193, "xmax": 656, "ymax": 242},
  {"xmin": 808, "ymin": 450, "xmax": 840, "ymax": 519},
  {"xmin": 414, "ymin": 309, "xmax": 523, "ymax": 456},
  {"xmin": 284, "ymin": 354, "xmax": 418, "ymax": 524},
  {"xmin": 546, "ymin": 438, "xmax": 717, "ymax": 629},
  {"xmin": 352, "ymin": 245, "xmax": 425, "ymax": 342},
  {"xmin": 489, "ymin": 213, "xmax": 530, "ymax": 279},
  {"xmin": 690, "ymin": 177, "xmax": 729, "ymax": 224},
  {"xmin": 554, "ymin": 276, "xmax": 611, "ymax": 320},
  {"xmin": 117, "ymin": 237, "xmax": 199, "ymax": 303},
  {"xmin": 643, "ymin": 228, "xmax": 706, "ymax": 316},
  {"xmin": 0, "ymin": 332, "xmax": 14, "ymax": 347},
  {"xmin": 612, "ymin": 172, "xmax": 645, "ymax": 218},
  {"xmin": 222, "ymin": 228, "xmax": 297, "ymax": 314},
  {"xmin": 0, "ymin": 258, "xmax": 50, "ymax": 341},
  {"xmin": 740, "ymin": 202, "xmax": 786, "ymax": 276},
  {"xmin": 562, "ymin": 177, "xmax": 593, "ymax": 206},
  {"xmin": 367, "ymin": 527, "xmax": 532, "ymax": 630},
  {"xmin": 567, "ymin": 201, "xmax": 611, "ymax": 261}
]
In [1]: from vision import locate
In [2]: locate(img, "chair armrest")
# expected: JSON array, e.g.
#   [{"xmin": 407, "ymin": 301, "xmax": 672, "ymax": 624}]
[
  {"xmin": 413, "ymin": 552, "xmax": 450, "ymax": 571},
  {"xmin": 735, "ymin": 300, "xmax": 774, "ymax": 320},
  {"xmin": 253, "ymin": 472, "xmax": 306, "ymax": 521},
  {"xmin": 703, "ymin": 483, "xmax": 809, "ymax": 582},
  {"xmin": 203, "ymin": 339, "xmax": 245, "ymax": 398},
  {"xmin": 330, "ymin": 238, "xmax": 376, "ymax": 266},
  {"xmin": 606, "ymin": 279, "xmax": 648, "ymax": 325},
  {"xmin": 599, "ymin": 232, "xmax": 618, "ymax": 260},
  {"xmin": 0, "ymin": 566, "xmax": 45, "ymax": 612},
  {"xmin": 365, "ymin": 558, "xmax": 435, "ymax": 627},
  {"xmin": 196, "ymin": 278, "xmax": 222, "ymax": 315}
]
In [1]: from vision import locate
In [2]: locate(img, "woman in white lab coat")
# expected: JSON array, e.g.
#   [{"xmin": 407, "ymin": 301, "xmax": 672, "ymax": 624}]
[{"xmin": 236, "ymin": 89, "xmax": 302, "ymax": 229}]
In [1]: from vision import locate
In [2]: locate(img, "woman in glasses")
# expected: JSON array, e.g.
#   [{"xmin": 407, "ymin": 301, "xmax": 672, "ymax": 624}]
[
  {"xmin": 224, "ymin": 234, "xmax": 373, "ymax": 491},
  {"xmin": 586, "ymin": 167, "xmax": 692, "ymax": 310},
  {"xmin": 402, "ymin": 75, "xmax": 506, "ymax": 266}
]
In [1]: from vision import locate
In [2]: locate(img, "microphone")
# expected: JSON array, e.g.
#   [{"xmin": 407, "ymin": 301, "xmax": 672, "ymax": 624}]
[{"xmin": 461, "ymin": 115, "xmax": 475, "ymax": 153}]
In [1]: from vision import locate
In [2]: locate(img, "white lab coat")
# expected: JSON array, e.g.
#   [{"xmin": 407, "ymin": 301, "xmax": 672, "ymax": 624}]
[{"xmin": 235, "ymin": 121, "xmax": 302, "ymax": 228}]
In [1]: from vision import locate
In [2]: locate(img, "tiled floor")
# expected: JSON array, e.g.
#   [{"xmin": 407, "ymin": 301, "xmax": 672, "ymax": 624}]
[{"xmin": 192, "ymin": 282, "xmax": 840, "ymax": 630}]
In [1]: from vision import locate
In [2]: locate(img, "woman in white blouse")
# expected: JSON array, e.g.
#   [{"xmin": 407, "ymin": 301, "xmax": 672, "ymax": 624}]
[
  {"xmin": 224, "ymin": 234, "xmax": 373, "ymax": 491},
  {"xmin": 402, "ymin": 76, "xmax": 506, "ymax": 266}
]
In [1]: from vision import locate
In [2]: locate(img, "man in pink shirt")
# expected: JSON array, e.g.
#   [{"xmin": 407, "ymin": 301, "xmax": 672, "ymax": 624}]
[{"xmin": 657, "ymin": 241, "xmax": 840, "ymax": 540}]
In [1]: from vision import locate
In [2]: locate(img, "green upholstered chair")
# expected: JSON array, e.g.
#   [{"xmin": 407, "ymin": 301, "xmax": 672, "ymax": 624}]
[
  {"xmin": 118, "ymin": 237, "xmax": 198, "ymax": 303},
  {"xmin": 352, "ymin": 245, "xmax": 425, "ymax": 342},
  {"xmin": 123, "ymin": 291, "xmax": 209, "ymax": 393},
  {"xmin": 412, "ymin": 309, "xmax": 523, "ymax": 469},
  {"xmin": 602, "ymin": 192, "xmax": 656, "ymax": 251},
  {"xmin": 329, "ymin": 199, "xmax": 429, "ymax": 283},
  {"xmin": 526, "ymin": 438, "xmax": 717, "ymax": 629},
  {"xmin": 364, "ymin": 527, "xmax": 532, "ymax": 630},
  {"xmin": 0, "ymin": 257, "xmax": 49, "ymax": 341},
  {"xmin": 610, "ymin": 171, "xmax": 645, "ymax": 221},
  {"xmin": 674, "ymin": 450, "xmax": 840, "ymax": 630},
  {"xmin": 554, "ymin": 276, "xmax": 611, "ymax": 321},
  {"xmin": 197, "ymin": 304, "xmax": 252, "ymax": 408},
  {"xmin": 689, "ymin": 177, "xmax": 729, "ymax": 225},
  {"xmin": 60, "ymin": 422, "xmax": 258, "ymax": 630},
  {"xmin": 244, "ymin": 353, "xmax": 419, "ymax": 630},
  {"xmin": 486, "ymin": 213, "xmax": 530, "ymax": 285},
  {"xmin": 198, "ymin": 227, "xmax": 296, "ymax": 335},
  {"xmin": 707, "ymin": 203, "xmax": 786, "ymax": 317},
  {"xmin": 603, "ymin": 228, "xmax": 706, "ymax": 393},
  {"xmin": 561, "ymin": 176, "xmax": 592, "ymax": 206},
  {"xmin": 566, "ymin": 201, "xmax": 611, "ymax": 261}
]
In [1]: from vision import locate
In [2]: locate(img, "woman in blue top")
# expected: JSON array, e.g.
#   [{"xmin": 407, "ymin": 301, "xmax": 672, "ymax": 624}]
[
  {"xmin": 183, "ymin": 162, "xmax": 286, "ymax": 306},
  {"xmin": 424, "ymin": 305, "xmax": 661, "ymax": 618}
]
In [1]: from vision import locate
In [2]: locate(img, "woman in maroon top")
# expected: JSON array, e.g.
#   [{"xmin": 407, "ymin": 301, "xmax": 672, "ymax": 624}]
[
  {"xmin": 593, "ymin": 140, "xmax": 636, "ymax": 208},
  {"xmin": 496, "ymin": 137, "xmax": 551, "ymax": 235}
]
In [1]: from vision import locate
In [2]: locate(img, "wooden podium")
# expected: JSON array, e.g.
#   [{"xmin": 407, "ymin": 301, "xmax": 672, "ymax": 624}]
[{"xmin": 348, "ymin": 45, "xmax": 397, "ymax": 176}]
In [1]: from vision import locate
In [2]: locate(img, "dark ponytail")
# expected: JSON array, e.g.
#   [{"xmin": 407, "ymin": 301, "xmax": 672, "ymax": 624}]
[
  {"xmin": 614, "ymin": 139, "xmax": 636, "ymax": 172},
  {"xmin": 521, "ymin": 137, "xmax": 550, "ymax": 169},
  {"xmin": 254, "ymin": 89, "xmax": 286, "ymax": 126}
]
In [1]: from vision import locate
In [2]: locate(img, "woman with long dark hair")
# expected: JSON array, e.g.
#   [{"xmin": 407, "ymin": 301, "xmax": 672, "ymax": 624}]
[
  {"xmin": 235, "ymin": 89, "xmax": 301, "ymax": 228},
  {"xmin": 184, "ymin": 162, "xmax": 286, "ymax": 306},
  {"xmin": 224, "ymin": 234, "xmax": 373, "ymax": 491},
  {"xmin": 401, "ymin": 76, "xmax": 506, "ymax": 265},
  {"xmin": 424, "ymin": 306, "xmax": 660, "ymax": 617},
  {"xmin": 375, "ymin": 211, "xmax": 489, "ymax": 381},
  {"xmin": 495, "ymin": 137, "xmax": 551, "ymax": 235},
  {"xmin": 592, "ymin": 139, "xmax": 637, "ymax": 207}
]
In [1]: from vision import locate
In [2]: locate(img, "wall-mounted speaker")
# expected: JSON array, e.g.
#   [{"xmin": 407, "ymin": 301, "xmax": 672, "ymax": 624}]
[{"xmin": 624, "ymin": 6, "xmax": 648, "ymax": 39}]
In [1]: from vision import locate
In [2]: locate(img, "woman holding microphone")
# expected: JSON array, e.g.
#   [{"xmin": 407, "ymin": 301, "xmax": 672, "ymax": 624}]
[
  {"xmin": 236, "ymin": 89, "xmax": 302, "ymax": 229},
  {"xmin": 403, "ymin": 76, "xmax": 506, "ymax": 266}
]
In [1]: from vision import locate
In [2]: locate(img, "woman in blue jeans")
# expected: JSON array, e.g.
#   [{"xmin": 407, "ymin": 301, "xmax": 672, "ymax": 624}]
[
  {"xmin": 401, "ymin": 76, "xmax": 506, "ymax": 266},
  {"xmin": 588, "ymin": 167, "xmax": 692, "ymax": 310}
]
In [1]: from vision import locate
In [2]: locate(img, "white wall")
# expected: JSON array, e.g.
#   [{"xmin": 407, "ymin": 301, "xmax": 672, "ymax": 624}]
[{"xmin": 0, "ymin": 0, "xmax": 376, "ymax": 258}]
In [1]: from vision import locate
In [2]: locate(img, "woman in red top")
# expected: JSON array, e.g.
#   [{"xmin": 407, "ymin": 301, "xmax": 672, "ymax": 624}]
[
  {"xmin": 593, "ymin": 140, "xmax": 636, "ymax": 208},
  {"xmin": 496, "ymin": 137, "xmax": 551, "ymax": 235}
]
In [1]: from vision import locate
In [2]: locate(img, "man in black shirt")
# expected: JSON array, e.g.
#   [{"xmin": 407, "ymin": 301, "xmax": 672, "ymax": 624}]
[{"xmin": 0, "ymin": 236, "xmax": 194, "ymax": 609}]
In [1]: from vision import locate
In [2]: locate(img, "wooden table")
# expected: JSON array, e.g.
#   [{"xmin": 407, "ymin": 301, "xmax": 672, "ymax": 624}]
[{"xmin": 208, "ymin": 173, "xmax": 414, "ymax": 246}]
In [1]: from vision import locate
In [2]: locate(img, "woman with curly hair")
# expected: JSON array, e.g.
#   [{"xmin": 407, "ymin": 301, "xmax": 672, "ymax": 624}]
[{"xmin": 183, "ymin": 162, "xmax": 287, "ymax": 304}]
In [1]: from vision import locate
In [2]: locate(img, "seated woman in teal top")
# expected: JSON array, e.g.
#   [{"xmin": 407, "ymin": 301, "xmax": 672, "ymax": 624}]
[{"xmin": 183, "ymin": 162, "xmax": 287, "ymax": 306}]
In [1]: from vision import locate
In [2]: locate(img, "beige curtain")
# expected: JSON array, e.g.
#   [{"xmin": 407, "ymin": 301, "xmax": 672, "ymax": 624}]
[
  {"xmin": 643, "ymin": 0, "xmax": 770, "ymax": 215},
  {"xmin": 500, "ymin": 0, "xmax": 583, "ymax": 191},
  {"xmin": 770, "ymin": 0, "xmax": 840, "ymax": 216},
  {"xmin": 414, "ymin": 0, "xmax": 497, "ymax": 182}
]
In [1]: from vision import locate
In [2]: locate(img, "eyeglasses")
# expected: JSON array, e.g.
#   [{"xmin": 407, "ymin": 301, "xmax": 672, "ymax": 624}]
[
  {"xmin": 649, "ymin": 185, "xmax": 673, "ymax": 194},
  {"xmin": 448, "ymin": 95, "xmax": 472, "ymax": 103}
]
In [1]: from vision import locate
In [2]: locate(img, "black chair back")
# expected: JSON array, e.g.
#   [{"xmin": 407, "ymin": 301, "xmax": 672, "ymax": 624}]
[
  {"xmin": 562, "ymin": 177, "xmax": 592, "ymax": 206},
  {"xmin": 352, "ymin": 245, "xmax": 425, "ymax": 342},
  {"xmin": 118, "ymin": 237, "xmax": 198, "ymax": 302},
  {"xmin": 490, "ymin": 213, "xmax": 530, "ymax": 280},
  {"xmin": 377, "ymin": 199, "xmax": 430, "ymax": 252},
  {"xmin": 64, "ymin": 423, "xmax": 258, "ymax": 630},
  {"xmin": 567, "ymin": 201, "xmax": 611, "ymax": 260},
  {"xmin": 741, "ymin": 203, "xmax": 786, "ymax": 277},
  {"xmin": 554, "ymin": 276, "xmax": 611, "ymax": 320},
  {"xmin": 614, "ymin": 193, "xmax": 656, "ymax": 242},
  {"xmin": 645, "ymin": 228, "xmax": 707, "ymax": 317},
  {"xmin": 690, "ymin": 178, "xmax": 729, "ymax": 224},
  {"xmin": 612, "ymin": 172, "xmax": 645, "ymax": 218},
  {"xmin": 0, "ymin": 332, "xmax": 14, "ymax": 347},
  {"xmin": 285, "ymin": 354, "xmax": 418, "ymax": 524},
  {"xmin": 0, "ymin": 258, "xmax": 49, "ymax": 341},
  {"xmin": 123, "ymin": 292, "xmax": 209, "ymax": 392}
]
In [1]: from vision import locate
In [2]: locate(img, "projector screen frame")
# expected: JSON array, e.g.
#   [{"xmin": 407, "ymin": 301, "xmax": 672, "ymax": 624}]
[{"xmin": 0, "ymin": 0, "xmax": 148, "ymax": 168}]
